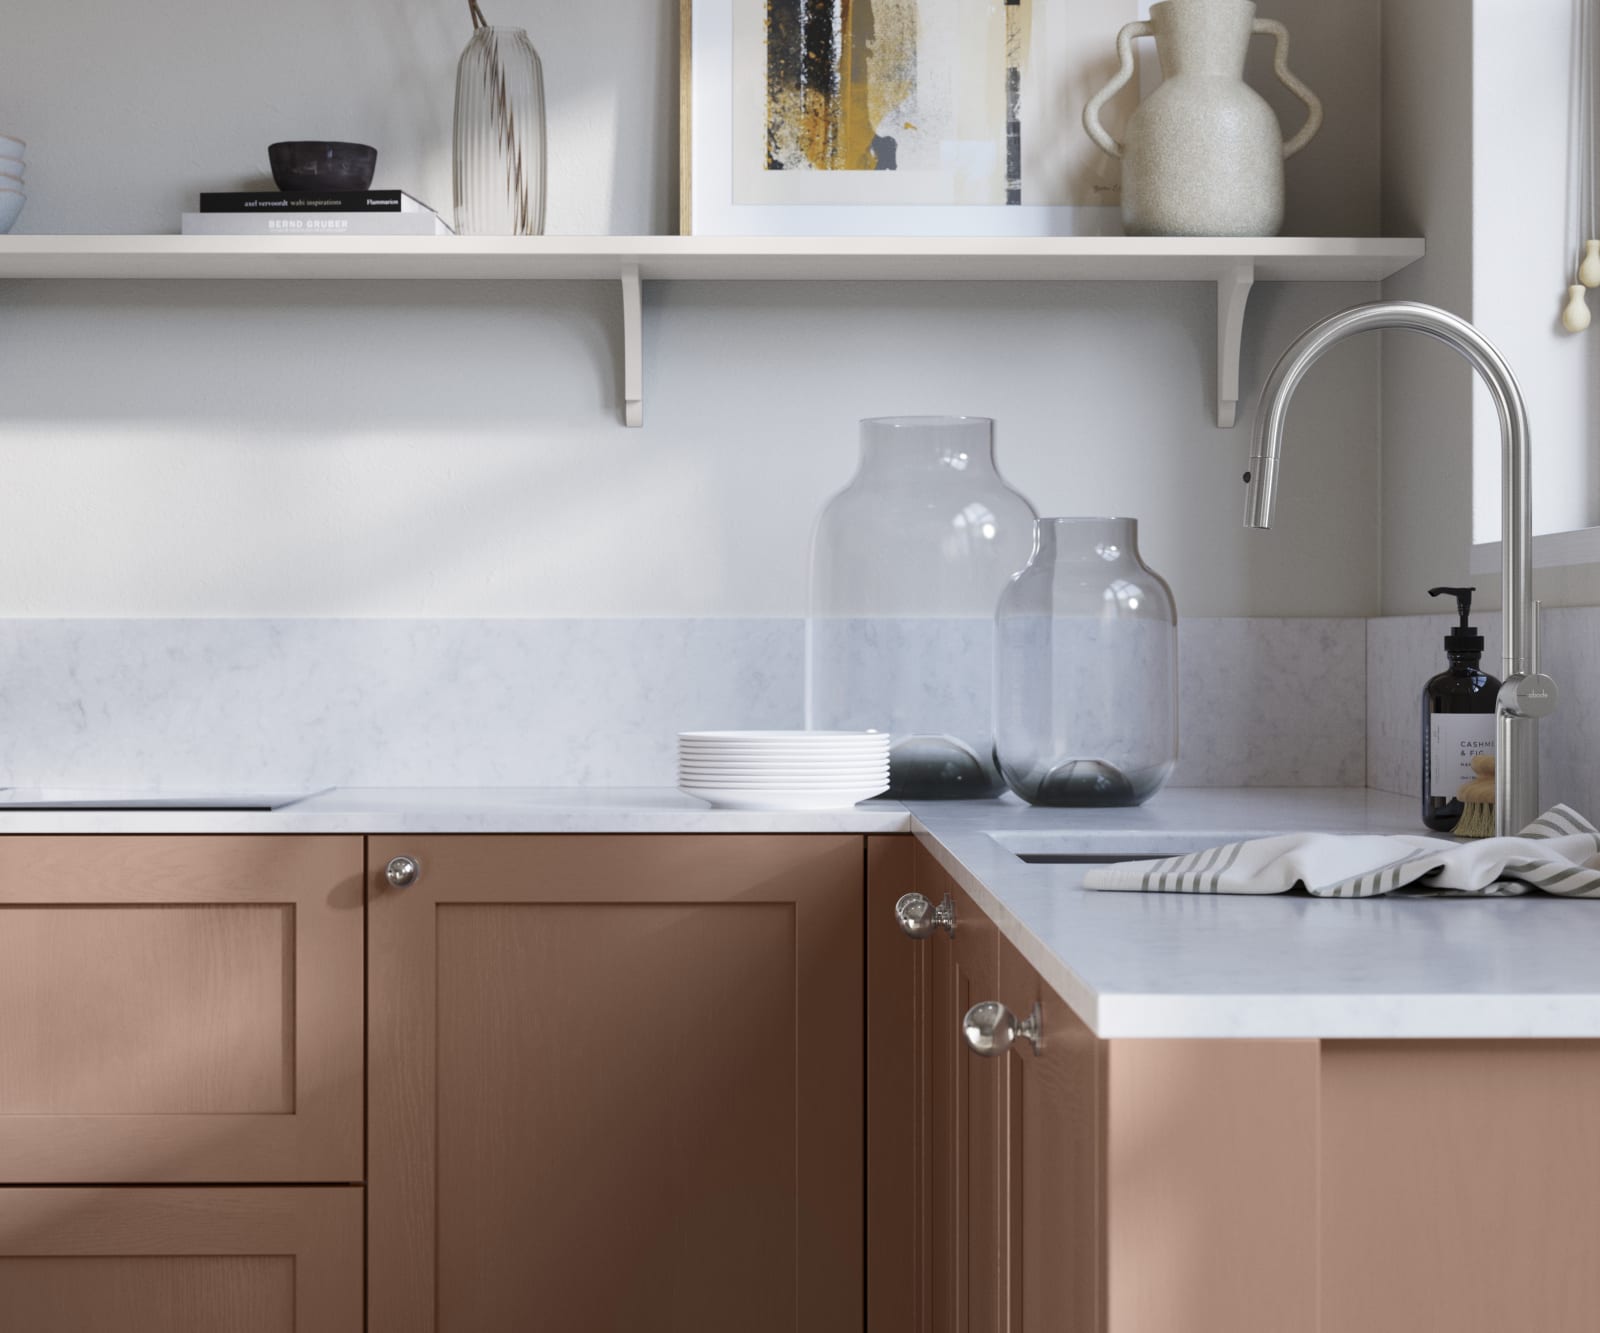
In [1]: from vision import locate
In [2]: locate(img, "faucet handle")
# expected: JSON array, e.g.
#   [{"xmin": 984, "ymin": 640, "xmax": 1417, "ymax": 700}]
[
  {"xmin": 1500, "ymin": 599, "xmax": 1557, "ymax": 720},
  {"xmin": 1499, "ymin": 673, "xmax": 1558, "ymax": 720}
]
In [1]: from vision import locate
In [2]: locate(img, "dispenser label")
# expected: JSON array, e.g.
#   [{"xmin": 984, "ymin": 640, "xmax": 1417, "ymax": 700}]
[{"xmin": 1429, "ymin": 715, "xmax": 1496, "ymax": 799}]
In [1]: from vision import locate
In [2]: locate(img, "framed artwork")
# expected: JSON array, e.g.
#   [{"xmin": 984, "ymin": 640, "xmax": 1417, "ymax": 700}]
[{"xmin": 680, "ymin": 0, "xmax": 1140, "ymax": 236}]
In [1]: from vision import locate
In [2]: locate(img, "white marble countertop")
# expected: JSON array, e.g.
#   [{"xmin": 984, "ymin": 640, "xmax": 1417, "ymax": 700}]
[
  {"xmin": 907, "ymin": 788, "xmax": 1600, "ymax": 1040},
  {"xmin": 0, "ymin": 787, "xmax": 913, "ymax": 834},
  {"xmin": 7, "ymin": 784, "xmax": 1598, "ymax": 1040}
]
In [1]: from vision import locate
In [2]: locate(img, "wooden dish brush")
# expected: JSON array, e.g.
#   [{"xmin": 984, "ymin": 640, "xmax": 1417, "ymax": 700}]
[{"xmin": 1451, "ymin": 754, "xmax": 1496, "ymax": 839}]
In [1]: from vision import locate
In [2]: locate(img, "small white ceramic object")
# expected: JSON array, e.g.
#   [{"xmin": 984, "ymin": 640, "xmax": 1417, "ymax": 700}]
[
  {"xmin": 0, "ymin": 133, "xmax": 25, "ymax": 156},
  {"xmin": 679, "ymin": 784, "xmax": 890, "ymax": 811},
  {"xmin": 1564, "ymin": 285, "xmax": 1593, "ymax": 334},
  {"xmin": 1083, "ymin": 0, "xmax": 1322, "ymax": 236},
  {"xmin": 0, "ymin": 190, "xmax": 25, "ymax": 235},
  {"xmin": 0, "ymin": 170, "xmax": 22, "ymax": 191}
]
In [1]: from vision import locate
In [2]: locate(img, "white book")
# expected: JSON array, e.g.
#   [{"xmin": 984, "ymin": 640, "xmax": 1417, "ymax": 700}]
[{"xmin": 181, "ymin": 213, "xmax": 455, "ymax": 236}]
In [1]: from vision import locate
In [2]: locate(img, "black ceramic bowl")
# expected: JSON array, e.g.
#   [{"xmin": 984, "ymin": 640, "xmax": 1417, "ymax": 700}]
[{"xmin": 268, "ymin": 141, "xmax": 378, "ymax": 193}]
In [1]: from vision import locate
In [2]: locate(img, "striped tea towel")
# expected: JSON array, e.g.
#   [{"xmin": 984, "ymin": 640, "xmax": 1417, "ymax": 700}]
[{"xmin": 1082, "ymin": 804, "xmax": 1600, "ymax": 898}]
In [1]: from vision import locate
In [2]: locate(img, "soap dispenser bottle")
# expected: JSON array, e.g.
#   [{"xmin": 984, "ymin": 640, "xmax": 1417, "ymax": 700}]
[{"xmin": 1421, "ymin": 585, "xmax": 1500, "ymax": 832}]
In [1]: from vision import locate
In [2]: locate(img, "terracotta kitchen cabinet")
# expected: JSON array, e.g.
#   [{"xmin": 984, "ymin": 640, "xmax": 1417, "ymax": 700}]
[
  {"xmin": 871, "ymin": 843, "xmax": 1600, "ymax": 1333},
  {"xmin": 0, "ymin": 1185, "xmax": 361, "ymax": 1333},
  {"xmin": 869, "ymin": 841, "xmax": 1002, "ymax": 1333},
  {"xmin": 997, "ymin": 937, "xmax": 1098, "ymax": 1333},
  {"xmin": 869, "ymin": 842, "xmax": 1319, "ymax": 1333},
  {"xmin": 866, "ymin": 836, "xmax": 926, "ymax": 1333},
  {"xmin": 946, "ymin": 869, "xmax": 1004, "ymax": 1333},
  {"xmin": 0, "ymin": 835, "xmax": 364, "ymax": 1184},
  {"xmin": 367, "ymin": 833, "xmax": 865, "ymax": 1333}
]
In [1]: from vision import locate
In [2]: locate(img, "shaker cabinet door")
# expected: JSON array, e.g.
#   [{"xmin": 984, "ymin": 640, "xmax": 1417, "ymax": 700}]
[
  {"xmin": 0, "ymin": 1185, "xmax": 362, "ymax": 1333},
  {"xmin": 866, "ymin": 835, "xmax": 932, "ymax": 1333},
  {"xmin": 368, "ymin": 834, "xmax": 865, "ymax": 1333},
  {"xmin": 939, "ymin": 861, "xmax": 1004, "ymax": 1333},
  {"xmin": 0, "ymin": 836, "xmax": 364, "ymax": 1183},
  {"xmin": 999, "ymin": 937, "xmax": 1100, "ymax": 1333}
]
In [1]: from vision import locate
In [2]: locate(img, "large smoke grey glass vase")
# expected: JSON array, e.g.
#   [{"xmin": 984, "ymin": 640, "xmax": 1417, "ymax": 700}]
[
  {"xmin": 807, "ymin": 416, "xmax": 1038, "ymax": 798},
  {"xmin": 453, "ymin": 25, "xmax": 546, "ymax": 235},
  {"xmin": 994, "ymin": 517, "xmax": 1178, "ymax": 806}
]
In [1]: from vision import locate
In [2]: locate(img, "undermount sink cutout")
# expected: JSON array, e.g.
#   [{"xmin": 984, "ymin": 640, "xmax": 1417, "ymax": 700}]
[
  {"xmin": 987, "ymin": 829, "xmax": 1252, "ymax": 864},
  {"xmin": 1012, "ymin": 851, "xmax": 1189, "ymax": 865}
]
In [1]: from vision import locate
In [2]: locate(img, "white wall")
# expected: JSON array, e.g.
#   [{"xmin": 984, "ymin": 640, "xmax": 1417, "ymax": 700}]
[
  {"xmin": 1383, "ymin": 0, "xmax": 1600, "ymax": 614},
  {"xmin": 1473, "ymin": 0, "xmax": 1600, "ymax": 543},
  {"xmin": 1379, "ymin": 0, "xmax": 1477, "ymax": 615},
  {"xmin": 0, "ymin": 0, "xmax": 1383, "ymax": 620}
]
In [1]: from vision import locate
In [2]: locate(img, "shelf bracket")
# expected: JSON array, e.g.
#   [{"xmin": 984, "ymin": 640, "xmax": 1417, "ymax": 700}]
[
  {"xmin": 1215, "ymin": 260, "xmax": 1256, "ymax": 429},
  {"xmin": 620, "ymin": 262, "xmax": 643, "ymax": 427}
]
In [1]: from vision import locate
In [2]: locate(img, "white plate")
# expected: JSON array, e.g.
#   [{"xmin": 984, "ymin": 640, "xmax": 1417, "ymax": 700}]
[
  {"xmin": 679, "ymin": 769, "xmax": 890, "ymax": 782},
  {"xmin": 679, "ymin": 730, "xmax": 883, "ymax": 741},
  {"xmin": 680, "ymin": 768, "xmax": 888, "ymax": 780},
  {"xmin": 680, "ymin": 762, "xmax": 889, "ymax": 773},
  {"xmin": 681, "ymin": 774, "xmax": 896, "ymax": 784},
  {"xmin": 677, "ymin": 758, "xmax": 891, "ymax": 770},
  {"xmin": 679, "ymin": 743, "xmax": 889, "ymax": 757},
  {"xmin": 678, "ymin": 732, "xmax": 896, "ymax": 742},
  {"xmin": 680, "ymin": 784, "xmax": 889, "ymax": 810}
]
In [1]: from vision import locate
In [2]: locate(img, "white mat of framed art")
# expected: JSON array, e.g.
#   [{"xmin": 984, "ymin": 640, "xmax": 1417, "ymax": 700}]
[{"xmin": 681, "ymin": 0, "xmax": 1140, "ymax": 237}]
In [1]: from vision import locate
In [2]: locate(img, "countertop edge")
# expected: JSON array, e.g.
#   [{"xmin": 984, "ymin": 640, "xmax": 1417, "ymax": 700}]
[
  {"xmin": 911, "ymin": 815, "xmax": 1106, "ymax": 1036},
  {"xmin": 9, "ymin": 785, "xmax": 1597, "ymax": 1042}
]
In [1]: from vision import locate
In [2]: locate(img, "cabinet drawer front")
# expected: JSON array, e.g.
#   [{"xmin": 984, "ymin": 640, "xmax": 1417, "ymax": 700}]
[
  {"xmin": 368, "ymin": 834, "xmax": 864, "ymax": 1333},
  {"xmin": 0, "ymin": 1186, "xmax": 361, "ymax": 1333},
  {"xmin": 0, "ymin": 836, "xmax": 363, "ymax": 1182}
]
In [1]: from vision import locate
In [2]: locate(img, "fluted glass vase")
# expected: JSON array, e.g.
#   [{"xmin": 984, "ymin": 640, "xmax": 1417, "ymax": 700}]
[
  {"xmin": 807, "ymin": 416, "xmax": 1038, "ymax": 799},
  {"xmin": 994, "ymin": 517, "xmax": 1178, "ymax": 806},
  {"xmin": 453, "ymin": 24, "xmax": 546, "ymax": 235}
]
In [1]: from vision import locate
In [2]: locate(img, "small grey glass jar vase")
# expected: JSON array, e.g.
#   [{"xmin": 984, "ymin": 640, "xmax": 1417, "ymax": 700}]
[{"xmin": 994, "ymin": 517, "xmax": 1178, "ymax": 806}]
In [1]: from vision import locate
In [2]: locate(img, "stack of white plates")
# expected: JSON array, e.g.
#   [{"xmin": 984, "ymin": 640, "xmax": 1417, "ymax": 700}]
[
  {"xmin": 679, "ymin": 731, "xmax": 891, "ymax": 810},
  {"xmin": 0, "ymin": 134, "xmax": 24, "ymax": 234}
]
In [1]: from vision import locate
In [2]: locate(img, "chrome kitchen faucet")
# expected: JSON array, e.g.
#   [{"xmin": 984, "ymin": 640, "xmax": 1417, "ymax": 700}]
[{"xmin": 1243, "ymin": 300, "xmax": 1557, "ymax": 836}]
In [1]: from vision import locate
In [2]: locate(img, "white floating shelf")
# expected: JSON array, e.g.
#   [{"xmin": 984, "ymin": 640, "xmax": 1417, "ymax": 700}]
[{"xmin": 0, "ymin": 234, "xmax": 1424, "ymax": 427}]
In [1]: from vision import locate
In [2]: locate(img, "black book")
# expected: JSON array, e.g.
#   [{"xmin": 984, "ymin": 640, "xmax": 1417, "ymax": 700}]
[{"xmin": 199, "ymin": 191, "xmax": 434, "ymax": 214}]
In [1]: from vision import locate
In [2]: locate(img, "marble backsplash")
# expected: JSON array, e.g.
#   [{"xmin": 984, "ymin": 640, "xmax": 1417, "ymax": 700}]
[
  {"xmin": 1367, "ymin": 607, "xmax": 1600, "ymax": 818},
  {"xmin": 0, "ymin": 617, "xmax": 1366, "ymax": 791},
  {"xmin": 8, "ymin": 611, "xmax": 1586, "ymax": 804}
]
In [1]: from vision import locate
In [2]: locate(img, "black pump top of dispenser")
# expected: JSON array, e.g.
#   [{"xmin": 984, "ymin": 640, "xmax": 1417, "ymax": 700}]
[{"xmin": 1428, "ymin": 585, "xmax": 1485, "ymax": 655}]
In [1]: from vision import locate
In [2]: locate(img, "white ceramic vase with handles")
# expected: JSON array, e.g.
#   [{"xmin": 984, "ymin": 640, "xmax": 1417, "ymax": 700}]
[{"xmin": 1082, "ymin": 0, "xmax": 1322, "ymax": 236}]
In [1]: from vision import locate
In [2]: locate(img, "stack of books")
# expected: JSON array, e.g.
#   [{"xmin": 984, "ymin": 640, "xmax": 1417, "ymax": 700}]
[{"xmin": 181, "ymin": 191, "xmax": 454, "ymax": 236}]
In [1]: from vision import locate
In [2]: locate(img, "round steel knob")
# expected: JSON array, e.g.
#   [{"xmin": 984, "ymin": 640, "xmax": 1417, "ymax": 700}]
[
  {"xmin": 385, "ymin": 855, "xmax": 420, "ymax": 889},
  {"xmin": 895, "ymin": 892, "xmax": 956, "ymax": 940},
  {"xmin": 963, "ymin": 1000, "xmax": 1043, "ymax": 1057},
  {"xmin": 1499, "ymin": 672, "xmax": 1559, "ymax": 720}
]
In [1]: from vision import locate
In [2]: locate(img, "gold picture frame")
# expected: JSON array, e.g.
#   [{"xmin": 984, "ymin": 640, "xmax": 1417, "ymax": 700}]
[{"xmin": 677, "ymin": 0, "xmax": 1134, "ymax": 237}]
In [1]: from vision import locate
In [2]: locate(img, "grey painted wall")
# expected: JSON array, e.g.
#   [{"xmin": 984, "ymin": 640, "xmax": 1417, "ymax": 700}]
[{"xmin": 0, "ymin": 0, "xmax": 1383, "ymax": 620}]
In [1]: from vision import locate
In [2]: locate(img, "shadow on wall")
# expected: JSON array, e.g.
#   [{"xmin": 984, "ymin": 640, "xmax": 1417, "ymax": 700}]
[{"xmin": 0, "ymin": 280, "xmax": 617, "ymax": 428}]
